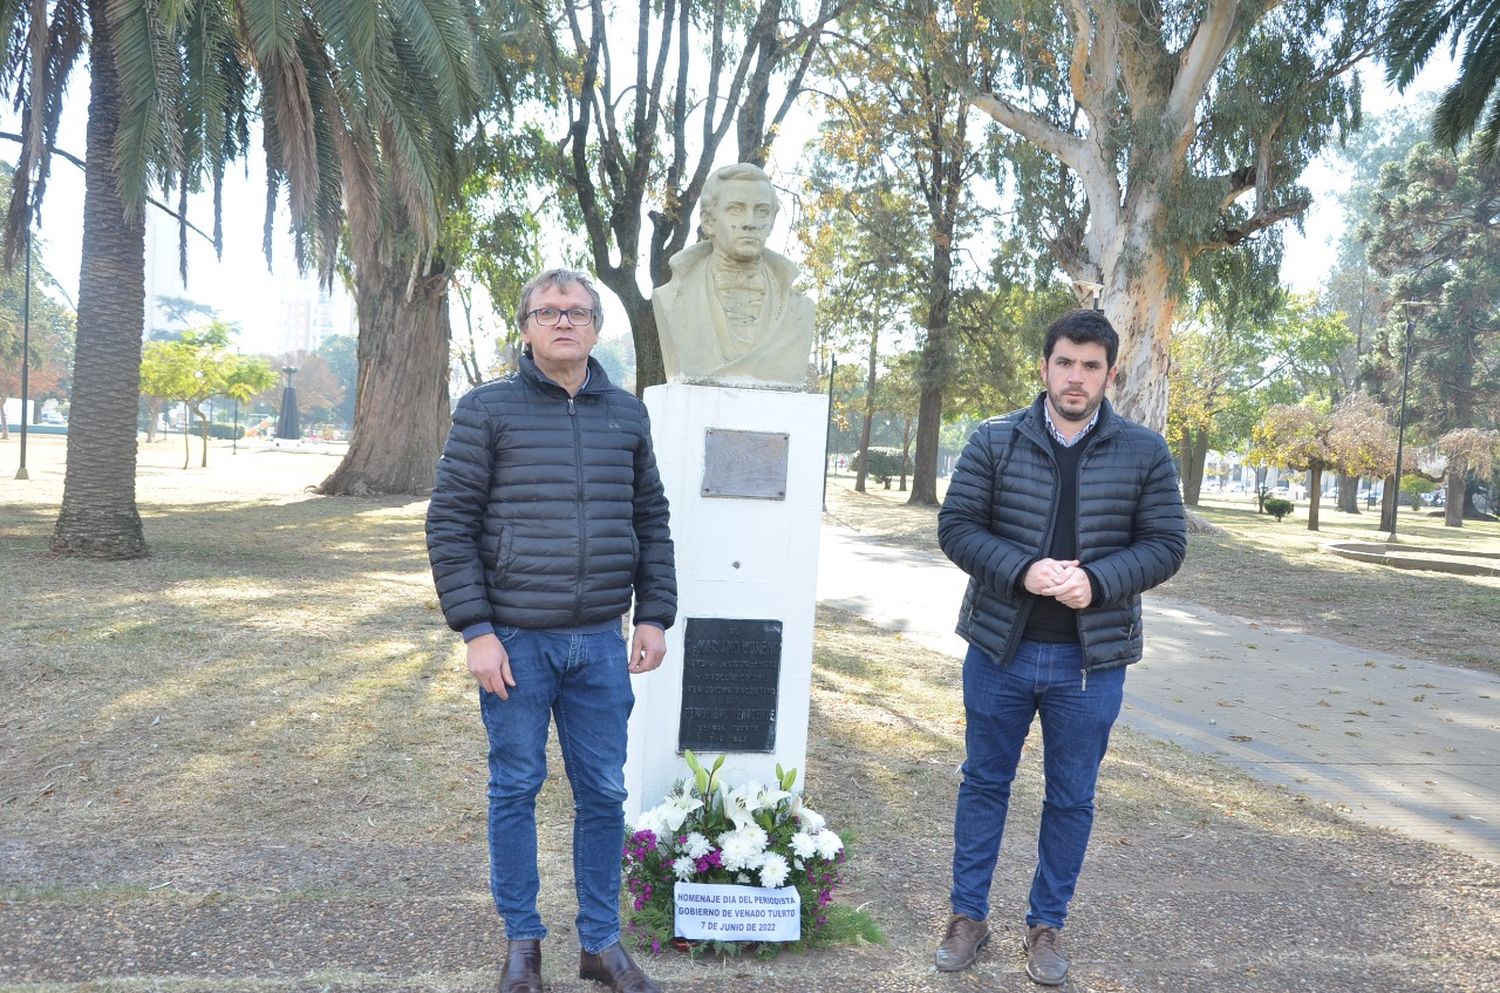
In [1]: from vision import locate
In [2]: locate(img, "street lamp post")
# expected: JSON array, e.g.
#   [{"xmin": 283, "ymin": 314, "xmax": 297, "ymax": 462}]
[{"xmin": 1389, "ymin": 301, "xmax": 1430, "ymax": 540}]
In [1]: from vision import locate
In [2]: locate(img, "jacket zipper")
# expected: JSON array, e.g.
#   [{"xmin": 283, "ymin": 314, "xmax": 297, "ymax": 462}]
[
  {"xmin": 569, "ymin": 395, "xmax": 585, "ymax": 624},
  {"xmin": 998, "ymin": 421, "xmax": 1056, "ymax": 666},
  {"xmin": 1073, "ymin": 435, "xmax": 1109, "ymax": 686}
]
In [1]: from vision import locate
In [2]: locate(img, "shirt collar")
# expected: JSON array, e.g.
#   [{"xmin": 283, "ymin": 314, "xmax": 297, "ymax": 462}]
[{"xmin": 1043, "ymin": 401, "xmax": 1100, "ymax": 448}]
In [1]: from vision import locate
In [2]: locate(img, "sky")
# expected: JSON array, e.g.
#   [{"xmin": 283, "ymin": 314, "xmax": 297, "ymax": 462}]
[{"xmin": 1, "ymin": 41, "xmax": 1459, "ymax": 359}]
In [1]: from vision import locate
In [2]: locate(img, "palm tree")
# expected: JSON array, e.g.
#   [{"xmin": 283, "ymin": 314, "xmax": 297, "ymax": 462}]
[
  {"xmin": 1, "ymin": 1, "xmax": 510, "ymax": 555},
  {"xmin": 1385, "ymin": 0, "xmax": 1500, "ymax": 163}
]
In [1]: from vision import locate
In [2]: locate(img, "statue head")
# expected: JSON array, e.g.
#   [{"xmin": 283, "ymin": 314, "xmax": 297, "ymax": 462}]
[{"xmin": 699, "ymin": 164, "xmax": 779, "ymax": 264}]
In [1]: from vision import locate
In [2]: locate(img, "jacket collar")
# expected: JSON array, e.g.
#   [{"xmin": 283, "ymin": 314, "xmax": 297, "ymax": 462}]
[
  {"xmin": 519, "ymin": 353, "xmax": 612, "ymax": 397},
  {"xmin": 1020, "ymin": 392, "xmax": 1120, "ymax": 446}
]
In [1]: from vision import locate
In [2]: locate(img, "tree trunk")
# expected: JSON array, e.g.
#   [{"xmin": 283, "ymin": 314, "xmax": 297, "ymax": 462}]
[
  {"xmin": 855, "ymin": 328, "xmax": 879, "ymax": 494},
  {"xmin": 599, "ymin": 275, "xmax": 662, "ymax": 397},
  {"xmin": 1336, "ymin": 472, "xmax": 1358, "ymax": 513},
  {"xmin": 1306, "ymin": 464, "xmax": 1323, "ymax": 532},
  {"xmin": 51, "ymin": 8, "xmax": 147, "ymax": 558},
  {"xmin": 1444, "ymin": 468, "xmax": 1465, "ymax": 528},
  {"xmin": 182, "ymin": 416, "xmax": 191, "ymax": 469},
  {"xmin": 1179, "ymin": 426, "xmax": 1208, "ymax": 507},
  {"xmin": 1379, "ymin": 471, "xmax": 1397, "ymax": 533},
  {"xmin": 1, "ymin": 399, "xmax": 9, "ymax": 439},
  {"xmin": 1101, "ymin": 233, "xmax": 1177, "ymax": 433},
  {"xmin": 909, "ymin": 219, "xmax": 955, "ymax": 506},
  {"xmin": 317, "ymin": 258, "xmax": 452, "ymax": 496},
  {"xmin": 198, "ymin": 409, "xmax": 210, "ymax": 468},
  {"xmin": 144, "ymin": 397, "xmax": 162, "ymax": 443}
]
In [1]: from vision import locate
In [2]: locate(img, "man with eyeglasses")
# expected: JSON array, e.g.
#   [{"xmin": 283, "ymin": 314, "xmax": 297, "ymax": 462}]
[{"xmin": 427, "ymin": 268, "xmax": 676, "ymax": 993}]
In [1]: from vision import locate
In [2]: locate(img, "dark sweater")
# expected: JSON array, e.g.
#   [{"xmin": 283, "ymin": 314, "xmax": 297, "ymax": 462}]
[{"xmin": 1023, "ymin": 429, "xmax": 1087, "ymax": 642}]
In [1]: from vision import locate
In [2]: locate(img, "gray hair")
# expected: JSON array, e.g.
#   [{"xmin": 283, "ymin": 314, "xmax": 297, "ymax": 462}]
[
  {"xmin": 700, "ymin": 163, "xmax": 779, "ymax": 218},
  {"xmin": 515, "ymin": 268, "xmax": 605, "ymax": 334}
]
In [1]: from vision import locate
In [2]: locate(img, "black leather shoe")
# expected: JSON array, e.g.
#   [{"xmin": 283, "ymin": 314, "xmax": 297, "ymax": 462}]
[
  {"xmin": 578, "ymin": 942, "xmax": 662, "ymax": 993},
  {"xmin": 499, "ymin": 938, "xmax": 542, "ymax": 993},
  {"xmin": 934, "ymin": 914, "xmax": 989, "ymax": 971}
]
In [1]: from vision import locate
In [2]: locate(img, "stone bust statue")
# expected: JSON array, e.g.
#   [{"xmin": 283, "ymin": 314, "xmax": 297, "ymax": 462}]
[{"xmin": 652, "ymin": 163, "xmax": 815, "ymax": 386}]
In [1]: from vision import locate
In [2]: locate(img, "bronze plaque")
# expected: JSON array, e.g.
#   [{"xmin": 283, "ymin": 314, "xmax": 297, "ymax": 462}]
[
  {"xmin": 701, "ymin": 428, "xmax": 789, "ymax": 500},
  {"xmin": 678, "ymin": 618, "xmax": 782, "ymax": 753}
]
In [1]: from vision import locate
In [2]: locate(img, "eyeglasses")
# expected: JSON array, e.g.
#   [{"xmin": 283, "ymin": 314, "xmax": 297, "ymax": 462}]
[{"xmin": 525, "ymin": 306, "xmax": 596, "ymax": 327}]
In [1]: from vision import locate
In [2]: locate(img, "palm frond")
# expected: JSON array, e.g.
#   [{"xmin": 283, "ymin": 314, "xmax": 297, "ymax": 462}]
[{"xmin": 109, "ymin": 0, "xmax": 186, "ymax": 218}]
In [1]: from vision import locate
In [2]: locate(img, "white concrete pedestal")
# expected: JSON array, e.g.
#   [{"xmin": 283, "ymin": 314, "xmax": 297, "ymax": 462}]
[{"xmin": 624, "ymin": 384, "xmax": 827, "ymax": 820}]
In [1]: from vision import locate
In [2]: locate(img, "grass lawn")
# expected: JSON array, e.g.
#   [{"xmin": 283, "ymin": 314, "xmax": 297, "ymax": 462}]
[
  {"xmin": 1, "ymin": 437, "xmax": 1496, "ymax": 991},
  {"xmin": 824, "ymin": 473, "xmax": 1500, "ymax": 674}
]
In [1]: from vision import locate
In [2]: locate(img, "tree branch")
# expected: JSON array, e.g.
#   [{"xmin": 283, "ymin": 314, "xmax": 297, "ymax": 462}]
[{"xmin": 0, "ymin": 132, "xmax": 215, "ymax": 247}]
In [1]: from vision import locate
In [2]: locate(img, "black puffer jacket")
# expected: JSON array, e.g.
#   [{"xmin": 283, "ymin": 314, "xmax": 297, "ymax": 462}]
[
  {"xmin": 426, "ymin": 355, "xmax": 676, "ymax": 632},
  {"xmin": 938, "ymin": 395, "xmax": 1186, "ymax": 672}
]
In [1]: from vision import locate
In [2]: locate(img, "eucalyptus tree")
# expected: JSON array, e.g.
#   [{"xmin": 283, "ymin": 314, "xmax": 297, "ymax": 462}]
[
  {"xmin": 545, "ymin": 0, "xmax": 845, "ymax": 392},
  {"xmin": 1365, "ymin": 143, "xmax": 1500, "ymax": 525},
  {"xmin": 1384, "ymin": 0, "xmax": 1500, "ymax": 163},
  {"xmin": 815, "ymin": 0, "xmax": 995, "ymax": 505},
  {"xmin": 967, "ymin": 0, "xmax": 1383, "ymax": 432}
]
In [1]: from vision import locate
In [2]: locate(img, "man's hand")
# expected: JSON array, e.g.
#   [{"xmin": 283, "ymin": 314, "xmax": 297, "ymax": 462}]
[
  {"xmin": 1024, "ymin": 558, "xmax": 1080, "ymax": 595},
  {"xmin": 1043, "ymin": 568, "xmax": 1093, "ymax": 609},
  {"xmin": 466, "ymin": 633, "xmax": 516, "ymax": 700},
  {"xmin": 629, "ymin": 625, "xmax": 667, "ymax": 675}
]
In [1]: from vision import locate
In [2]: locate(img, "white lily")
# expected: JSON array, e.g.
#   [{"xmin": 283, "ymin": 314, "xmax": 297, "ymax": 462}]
[{"xmin": 787, "ymin": 791, "xmax": 826, "ymax": 833}]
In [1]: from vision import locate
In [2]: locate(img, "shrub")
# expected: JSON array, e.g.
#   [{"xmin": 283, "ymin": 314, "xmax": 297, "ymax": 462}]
[
  {"xmin": 849, "ymin": 447, "xmax": 913, "ymax": 487},
  {"xmin": 1263, "ymin": 497, "xmax": 1294, "ymax": 521}
]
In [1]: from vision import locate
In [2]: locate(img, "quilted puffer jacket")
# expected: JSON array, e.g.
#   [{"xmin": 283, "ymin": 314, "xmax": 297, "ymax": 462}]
[
  {"xmin": 938, "ymin": 394, "xmax": 1186, "ymax": 672},
  {"xmin": 426, "ymin": 354, "xmax": 676, "ymax": 632}
]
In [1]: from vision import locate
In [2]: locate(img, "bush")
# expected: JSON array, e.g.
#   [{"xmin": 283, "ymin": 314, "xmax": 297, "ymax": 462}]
[
  {"xmin": 849, "ymin": 447, "xmax": 913, "ymax": 487},
  {"xmin": 1263, "ymin": 497, "xmax": 1294, "ymax": 521}
]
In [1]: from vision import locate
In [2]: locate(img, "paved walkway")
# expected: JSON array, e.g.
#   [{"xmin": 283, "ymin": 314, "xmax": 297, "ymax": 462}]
[{"xmin": 817, "ymin": 522, "xmax": 1500, "ymax": 863}]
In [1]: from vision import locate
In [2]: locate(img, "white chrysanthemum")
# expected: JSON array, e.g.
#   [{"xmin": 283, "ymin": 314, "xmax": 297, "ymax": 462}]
[
  {"xmin": 790, "ymin": 831, "xmax": 819, "ymax": 860},
  {"xmin": 633, "ymin": 807, "xmax": 665, "ymax": 837},
  {"xmin": 672, "ymin": 856, "xmax": 696, "ymax": 881},
  {"xmin": 737, "ymin": 873, "xmax": 750, "ymax": 883},
  {"xmin": 758, "ymin": 852, "xmax": 790, "ymax": 888},
  {"xmin": 718, "ymin": 825, "xmax": 769, "ymax": 871},
  {"xmin": 683, "ymin": 832, "xmax": 712, "ymax": 858},
  {"xmin": 814, "ymin": 829, "xmax": 844, "ymax": 860}
]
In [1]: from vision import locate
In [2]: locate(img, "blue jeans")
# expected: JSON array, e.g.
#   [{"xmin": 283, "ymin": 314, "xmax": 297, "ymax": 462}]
[
  {"xmin": 479, "ymin": 625, "xmax": 634, "ymax": 954},
  {"xmin": 950, "ymin": 638, "xmax": 1125, "ymax": 930}
]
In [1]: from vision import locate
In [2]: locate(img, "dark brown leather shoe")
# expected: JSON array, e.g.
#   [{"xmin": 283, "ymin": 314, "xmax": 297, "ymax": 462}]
[
  {"xmin": 499, "ymin": 938, "xmax": 542, "ymax": 993},
  {"xmin": 934, "ymin": 914, "xmax": 989, "ymax": 972},
  {"xmin": 578, "ymin": 942, "xmax": 662, "ymax": 993},
  {"xmin": 1023, "ymin": 925, "xmax": 1068, "ymax": 986}
]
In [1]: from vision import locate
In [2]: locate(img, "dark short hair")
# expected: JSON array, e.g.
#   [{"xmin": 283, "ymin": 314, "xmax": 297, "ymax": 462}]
[
  {"xmin": 1043, "ymin": 309, "xmax": 1118, "ymax": 368},
  {"xmin": 515, "ymin": 268, "xmax": 604, "ymax": 334}
]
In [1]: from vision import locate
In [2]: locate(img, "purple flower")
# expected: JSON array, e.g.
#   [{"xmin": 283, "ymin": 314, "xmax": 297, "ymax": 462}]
[
  {"xmin": 817, "ymin": 889, "xmax": 832, "ymax": 906},
  {"xmin": 651, "ymin": 939, "xmax": 662, "ymax": 955}
]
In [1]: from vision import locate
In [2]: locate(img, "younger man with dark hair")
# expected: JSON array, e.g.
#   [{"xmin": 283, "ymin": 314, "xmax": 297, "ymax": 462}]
[{"xmin": 934, "ymin": 308, "xmax": 1186, "ymax": 985}]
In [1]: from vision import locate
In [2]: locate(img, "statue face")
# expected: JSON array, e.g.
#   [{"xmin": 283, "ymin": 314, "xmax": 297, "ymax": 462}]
[{"xmin": 703, "ymin": 179, "xmax": 776, "ymax": 263}]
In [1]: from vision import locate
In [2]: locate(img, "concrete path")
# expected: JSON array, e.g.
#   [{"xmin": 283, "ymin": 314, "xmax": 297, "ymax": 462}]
[{"xmin": 816, "ymin": 522, "xmax": 1500, "ymax": 863}]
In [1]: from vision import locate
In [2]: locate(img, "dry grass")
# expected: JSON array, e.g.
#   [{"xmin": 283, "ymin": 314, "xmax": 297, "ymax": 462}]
[
  {"xmin": 824, "ymin": 474, "xmax": 1500, "ymax": 674},
  {"xmin": 2, "ymin": 437, "xmax": 1497, "ymax": 991}
]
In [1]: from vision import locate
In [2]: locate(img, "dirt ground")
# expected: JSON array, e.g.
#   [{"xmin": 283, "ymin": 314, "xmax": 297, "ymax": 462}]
[{"xmin": 2, "ymin": 439, "xmax": 1498, "ymax": 992}]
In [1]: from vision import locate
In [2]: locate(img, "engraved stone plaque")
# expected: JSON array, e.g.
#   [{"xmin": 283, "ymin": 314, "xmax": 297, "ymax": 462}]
[
  {"xmin": 701, "ymin": 428, "xmax": 789, "ymax": 501},
  {"xmin": 678, "ymin": 618, "xmax": 782, "ymax": 753}
]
